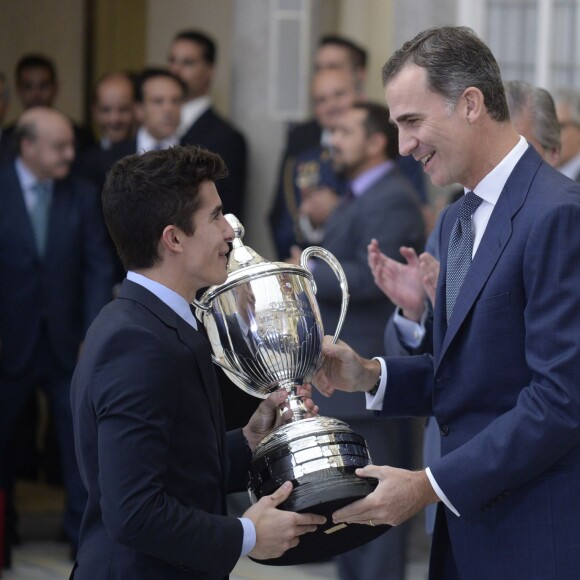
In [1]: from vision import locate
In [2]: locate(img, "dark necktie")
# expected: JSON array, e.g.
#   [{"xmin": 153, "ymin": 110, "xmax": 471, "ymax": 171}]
[
  {"xmin": 30, "ymin": 181, "xmax": 52, "ymax": 256},
  {"xmin": 445, "ymin": 191, "xmax": 483, "ymax": 322}
]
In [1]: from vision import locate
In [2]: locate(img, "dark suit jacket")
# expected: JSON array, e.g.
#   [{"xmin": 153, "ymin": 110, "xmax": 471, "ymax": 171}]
[
  {"xmin": 268, "ymin": 118, "xmax": 428, "ymax": 259},
  {"xmin": 70, "ymin": 280, "xmax": 252, "ymax": 579},
  {"xmin": 381, "ymin": 146, "xmax": 580, "ymax": 579},
  {"xmin": 0, "ymin": 162, "xmax": 114, "ymax": 377},
  {"xmin": 312, "ymin": 165, "xmax": 425, "ymax": 420},
  {"xmin": 180, "ymin": 108, "xmax": 247, "ymax": 220}
]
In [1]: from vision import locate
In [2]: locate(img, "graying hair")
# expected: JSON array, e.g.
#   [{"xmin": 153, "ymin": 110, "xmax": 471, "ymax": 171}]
[
  {"xmin": 505, "ymin": 80, "xmax": 561, "ymax": 152},
  {"xmin": 382, "ymin": 26, "xmax": 509, "ymax": 122},
  {"xmin": 553, "ymin": 87, "xmax": 580, "ymax": 125}
]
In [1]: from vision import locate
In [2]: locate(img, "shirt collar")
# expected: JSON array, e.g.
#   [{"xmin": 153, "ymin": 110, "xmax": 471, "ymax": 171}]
[
  {"xmin": 178, "ymin": 96, "xmax": 211, "ymax": 136},
  {"xmin": 126, "ymin": 271, "xmax": 198, "ymax": 330},
  {"xmin": 351, "ymin": 160, "xmax": 395, "ymax": 198},
  {"xmin": 136, "ymin": 127, "xmax": 179, "ymax": 153},
  {"xmin": 469, "ymin": 136, "xmax": 529, "ymax": 206},
  {"xmin": 15, "ymin": 157, "xmax": 53, "ymax": 192}
]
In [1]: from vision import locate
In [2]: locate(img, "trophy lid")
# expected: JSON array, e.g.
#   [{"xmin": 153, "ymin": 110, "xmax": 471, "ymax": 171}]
[{"xmin": 196, "ymin": 214, "xmax": 311, "ymax": 308}]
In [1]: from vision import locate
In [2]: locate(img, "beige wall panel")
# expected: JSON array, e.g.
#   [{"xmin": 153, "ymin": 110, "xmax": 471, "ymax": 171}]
[
  {"xmin": 0, "ymin": 0, "xmax": 85, "ymax": 123},
  {"xmin": 337, "ymin": 0, "xmax": 394, "ymax": 102},
  {"xmin": 92, "ymin": 0, "xmax": 146, "ymax": 81}
]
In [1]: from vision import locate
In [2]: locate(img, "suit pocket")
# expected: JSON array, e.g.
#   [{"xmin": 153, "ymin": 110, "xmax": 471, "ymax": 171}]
[{"xmin": 472, "ymin": 291, "xmax": 510, "ymax": 316}]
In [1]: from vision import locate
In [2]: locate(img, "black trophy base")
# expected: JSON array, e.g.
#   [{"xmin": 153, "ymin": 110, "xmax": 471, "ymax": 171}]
[{"xmin": 250, "ymin": 473, "xmax": 391, "ymax": 566}]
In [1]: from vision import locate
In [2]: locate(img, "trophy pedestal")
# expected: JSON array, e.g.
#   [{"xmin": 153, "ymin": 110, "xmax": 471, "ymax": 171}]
[{"xmin": 248, "ymin": 417, "xmax": 391, "ymax": 565}]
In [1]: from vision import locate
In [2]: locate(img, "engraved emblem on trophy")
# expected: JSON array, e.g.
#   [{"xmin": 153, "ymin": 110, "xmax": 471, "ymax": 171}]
[{"xmin": 194, "ymin": 214, "xmax": 389, "ymax": 565}]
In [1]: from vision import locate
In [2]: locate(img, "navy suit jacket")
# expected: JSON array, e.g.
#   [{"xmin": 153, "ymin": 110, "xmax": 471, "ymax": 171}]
[
  {"xmin": 381, "ymin": 146, "xmax": 580, "ymax": 579},
  {"xmin": 0, "ymin": 162, "xmax": 114, "ymax": 376},
  {"xmin": 180, "ymin": 108, "xmax": 247, "ymax": 220},
  {"xmin": 70, "ymin": 280, "xmax": 252, "ymax": 580},
  {"xmin": 313, "ymin": 166, "xmax": 425, "ymax": 420}
]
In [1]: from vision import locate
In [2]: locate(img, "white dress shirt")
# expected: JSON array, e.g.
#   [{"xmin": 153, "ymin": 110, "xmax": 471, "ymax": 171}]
[
  {"xmin": 136, "ymin": 127, "xmax": 179, "ymax": 154},
  {"xmin": 177, "ymin": 95, "xmax": 211, "ymax": 137}
]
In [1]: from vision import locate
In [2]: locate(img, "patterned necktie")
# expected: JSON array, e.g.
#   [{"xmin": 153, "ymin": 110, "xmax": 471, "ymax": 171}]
[
  {"xmin": 30, "ymin": 181, "xmax": 52, "ymax": 256},
  {"xmin": 445, "ymin": 191, "xmax": 483, "ymax": 322}
]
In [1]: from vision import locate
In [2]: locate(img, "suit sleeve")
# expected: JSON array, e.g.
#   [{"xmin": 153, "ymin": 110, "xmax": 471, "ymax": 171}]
[
  {"xmin": 313, "ymin": 185, "xmax": 425, "ymax": 303},
  {"xmin": 430, "ymin": 201, "xmax": 580, "ymax": 519},
  {"xmin": 92, "ymin": 325, "xmax": 243, "ymax": 577},
  {"xmin": 215, "ymin": 129, "xmax": 247, "ymax": 219}
]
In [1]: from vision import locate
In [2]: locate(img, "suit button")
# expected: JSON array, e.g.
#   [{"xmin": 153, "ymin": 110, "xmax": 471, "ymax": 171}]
[{"xmin": 440, "ymin": 424, "xmax": 449, "ymax": 436}]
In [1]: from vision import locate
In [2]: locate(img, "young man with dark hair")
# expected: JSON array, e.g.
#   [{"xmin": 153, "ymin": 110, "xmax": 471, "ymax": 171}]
[{"xmin": 70, "ymin": 145, "xmax": 324, "ymax": 579}]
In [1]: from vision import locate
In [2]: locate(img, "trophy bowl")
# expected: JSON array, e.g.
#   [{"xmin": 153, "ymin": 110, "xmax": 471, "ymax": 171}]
[{"xmin": 194, "ymin": 215, "xmax": 390, "ymax": 565}]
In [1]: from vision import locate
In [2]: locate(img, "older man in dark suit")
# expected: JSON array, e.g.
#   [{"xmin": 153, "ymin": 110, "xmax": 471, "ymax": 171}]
[{"xmin": 0, "ymin": 107, "xmax": 114, "ymax": 565}]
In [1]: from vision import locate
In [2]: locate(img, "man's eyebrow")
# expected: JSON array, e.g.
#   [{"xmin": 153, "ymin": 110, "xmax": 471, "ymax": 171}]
[
  {"xmin": 395, "ymin": 113, "xmax": 420, "ymax": 124},
  {"xmin": 210, "ymin": 204, "xmax": 223, "ymax": 218}
]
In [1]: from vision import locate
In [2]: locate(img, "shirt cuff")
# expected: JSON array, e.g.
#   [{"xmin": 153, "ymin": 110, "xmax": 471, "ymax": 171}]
[
  {"xmin": 393, "ymin": 304, "xmax": 428, "ymax": 348},
  {"xmin": 239, "ymin": 517, "xmax": 256, "ymax": 556},
  {"xmin": 425, "ymin": 467, "xmax": 460, "ymax": 517},
  {"xmin": 365, "ymin": 357, "xmax": 387, "ymax": 411}
]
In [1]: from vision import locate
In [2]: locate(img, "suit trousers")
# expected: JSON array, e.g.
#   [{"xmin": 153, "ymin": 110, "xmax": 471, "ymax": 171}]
[
  {"xmin": 0, "ymin": 325, "xmax": 86, "ymax": 548},
  {"xmin": 335, "ymin": 417, "xmax": 412, "ymax": 580},
  {"xmin": 428, "ymin": 506, "xmax": 460, "ymax": 580}
]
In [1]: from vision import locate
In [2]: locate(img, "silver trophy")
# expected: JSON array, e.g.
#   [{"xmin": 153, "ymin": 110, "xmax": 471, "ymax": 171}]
[{"xmin": 194, "ymin": 215, "xmax": 389, "ymax": 565}]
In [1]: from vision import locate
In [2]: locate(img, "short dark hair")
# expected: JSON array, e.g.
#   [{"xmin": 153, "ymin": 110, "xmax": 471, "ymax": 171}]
[
  {"xmin": 318, "ymin": 35, "xmax": 367, "ymax": 70},
  {"xmin": 0, "ymin": 72, "xmax": 8, "ymax": 101},
  {"xmin": 352, "ymin": 101, "xmax": 399, "ymax": 160},
  {"xmin": 15, "ymin": 54, "xmax": 57, "ymax": 85},
  {"xmin": 102, "ymin": 146, "xmax": 227, "ymax": 271},
  {"xmin": 134, "ymin": 68, "xmax": 186, "ymax": 103},
  {"xmin": 382, "ymin": 26, "xmax": 509, "ymax": 122},
  {"xmin": 173, "ymin": 30, "xmax": 217, "ymax": 65}
]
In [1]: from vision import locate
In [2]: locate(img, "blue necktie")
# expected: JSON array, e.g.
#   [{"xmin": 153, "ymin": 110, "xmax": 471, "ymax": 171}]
[
  {"xmin": 30, "ymin": 181, "xmax": 52, "ymax": 256},
  {"xmin": 445, "ymin": 191, "xmax": 483, "ymax": 322}
]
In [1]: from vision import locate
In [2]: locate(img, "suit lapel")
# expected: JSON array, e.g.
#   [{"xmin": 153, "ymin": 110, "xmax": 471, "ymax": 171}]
[
  {"xmin": 46, "ymin": 179, "xmax": 69, "ymax": 259},
  {"xmin": 119, "ymin": 281, "xmax": 224, "ymax": 448},
  {"xmin": 4, "ymin": 164, "xmax": 38, "ymax": 255},
  {"xmin": 436, "ymin": 147, "xmax": 541, "ymax": 367}
]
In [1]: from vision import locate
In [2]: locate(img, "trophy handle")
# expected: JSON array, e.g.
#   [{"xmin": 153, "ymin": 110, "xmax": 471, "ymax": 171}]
[
  {"xmin": 192, "ymin": 298, "xmax": 209, "ymax": 312},
  {"xmin": 300, "ymin": 246, "xmax": 349, "ymax": 344}
]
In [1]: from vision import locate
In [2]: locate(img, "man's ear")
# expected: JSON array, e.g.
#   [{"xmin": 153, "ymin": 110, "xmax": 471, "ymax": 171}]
[
  {"xmin": 160, "ymin": 224, "xmax": 184, "ymax": 254},
  {"xmin": 367, "ymin": 132, "xmax": 387, "ymax": 159},
  {"xmin": 462, "ymin": 86, "xmax": 485, "ymax": 123}
]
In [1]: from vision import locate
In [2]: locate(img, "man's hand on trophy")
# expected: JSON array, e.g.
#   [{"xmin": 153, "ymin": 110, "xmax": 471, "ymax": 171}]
[
  {"xmin": 330, "ymin": 465, "xmax": 439, "ymax": 527},
  {"xmin": 313, "ymin": 336, "xmax": 381, "ymax": 397},
  {"xmin": 245, "ymin": 481, "xmax": 326, "ymax": 560},
  {"xmin": 242, "ymin": 387, "xmax": 318, "ymax": 451}
]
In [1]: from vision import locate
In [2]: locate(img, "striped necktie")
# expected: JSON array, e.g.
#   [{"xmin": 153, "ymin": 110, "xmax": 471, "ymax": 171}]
[
  {"xmin": 445, "ymin": 191, "xmax": 483, "ymax": 322},
  {"xmin": 30, "ymin": 181, "xmax": 52, "ymax": 256}
]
